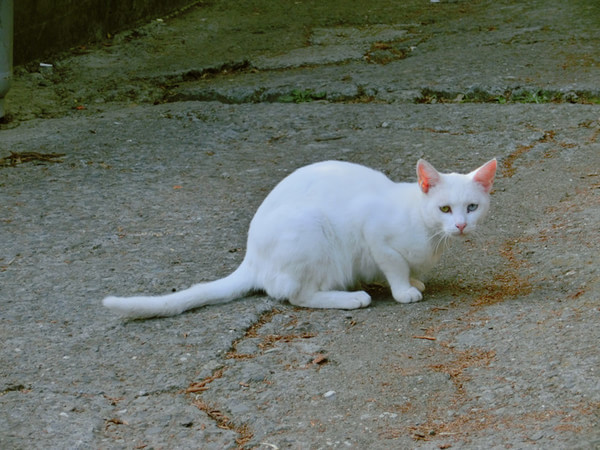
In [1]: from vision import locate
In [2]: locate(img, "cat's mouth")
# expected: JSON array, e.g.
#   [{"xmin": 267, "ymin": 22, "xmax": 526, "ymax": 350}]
[{"xmin": 448, "ymin": 228, "xmax": 469, "ymax": 238}]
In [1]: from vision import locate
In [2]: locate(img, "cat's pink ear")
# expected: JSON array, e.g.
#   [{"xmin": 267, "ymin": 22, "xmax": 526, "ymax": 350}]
[
  {"xmin": 471, "ymin": 159, "xmax": 497, "ymax": 193},
  {"xmin": 417, "ymin": 159, "xmax": 441, "ymax": 194}
]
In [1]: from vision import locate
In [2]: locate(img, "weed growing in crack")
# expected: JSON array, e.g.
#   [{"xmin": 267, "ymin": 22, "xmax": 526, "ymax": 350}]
[
  {"xmin": 417, "ymin": 88, "xmax": 600, "ymax": 104},
  {"xmin": 278, "ymin": 89, "xmax": 327, "ymax": 103}
]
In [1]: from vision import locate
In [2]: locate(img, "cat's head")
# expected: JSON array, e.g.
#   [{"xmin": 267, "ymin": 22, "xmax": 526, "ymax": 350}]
[{"xmin": 417, "ymin": 159, "xmax": 497, "ymax": 238}]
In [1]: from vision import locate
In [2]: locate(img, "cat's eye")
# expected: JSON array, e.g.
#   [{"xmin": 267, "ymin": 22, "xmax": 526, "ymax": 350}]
[
  {"xmin": 467, "ymin": 203, "xmax": 478, "ymax": 213},
  {"xmin": 439, "ymin": 205, "xmax": 452, "ymax": 213}
]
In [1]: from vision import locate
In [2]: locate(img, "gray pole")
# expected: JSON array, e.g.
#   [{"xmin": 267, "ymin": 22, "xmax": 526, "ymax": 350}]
[{"xmin": 0, "ymin": 0, "xmax": 14, "ymax": 119}]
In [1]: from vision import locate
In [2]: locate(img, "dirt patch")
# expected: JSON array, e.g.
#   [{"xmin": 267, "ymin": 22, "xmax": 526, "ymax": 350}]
[
  {"xmin": 471, "ymin": 240, "xmax": 533, "ymax": 307},
  {"xmin": 365, "ymin": 42, "xmax": 412, "ymax": 65},
  {"xmin": 0, "ymin": 151, "xmax": 65, "ymax": 167},
  {"xmin": 501, "ymin": 130, "xmax": 555, "ymax": 178}
]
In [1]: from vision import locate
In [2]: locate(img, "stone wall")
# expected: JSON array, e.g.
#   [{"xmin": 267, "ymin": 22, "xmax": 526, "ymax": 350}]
[{"xmin": 14, "ymin": 0, "xmax": 196, "ymax": 64}]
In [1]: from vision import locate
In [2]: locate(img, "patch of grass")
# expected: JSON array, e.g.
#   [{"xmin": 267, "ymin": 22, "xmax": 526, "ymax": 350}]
[
  {"xmin": 416, "ymin": 89, "xmax": 493, "ymax": 104},
  {"xmin": 511, "ymin": 90, "xmax": 560, "ymax": 104},
  {"xmin": 278, "ymin": 89, "xmax": 327, "ymax": 103},
  {"xmin": 417, "ymin": 88, "xmax": 600, "ymax": 105}
]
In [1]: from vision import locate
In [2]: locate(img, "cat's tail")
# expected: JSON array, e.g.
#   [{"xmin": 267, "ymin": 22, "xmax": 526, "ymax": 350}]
[{"xmin": 102, "ymin": 263, "xmax": 256, "ymax": 319}]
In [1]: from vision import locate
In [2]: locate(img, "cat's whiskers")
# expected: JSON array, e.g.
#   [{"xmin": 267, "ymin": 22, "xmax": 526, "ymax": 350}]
[{"xmin": 429, "ymin": 229, "xmax": 451, "ymax": 255}]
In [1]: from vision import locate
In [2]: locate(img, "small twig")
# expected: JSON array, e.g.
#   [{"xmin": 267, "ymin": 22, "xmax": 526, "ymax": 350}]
[
  {"xmin": 314, "ymin": 135, "xmax": 345, "ymax": 142},
  {"xmin": 184, "ymin": 368, "xmax": 224, "ymax": 393},
  {"xmin": 185, "ymin": 384, "xmax": 209, "ymax": 393},
  {"xmin": 412, "ymin": 335, "xmax": 437, "ymax": 341},
  {"xmin": 1, "ymin": 256, "xmax": 17, "ymax": 271}
]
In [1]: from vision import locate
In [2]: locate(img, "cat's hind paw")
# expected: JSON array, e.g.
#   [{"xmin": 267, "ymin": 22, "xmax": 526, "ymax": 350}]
[
  {"xmin": 393, "ymin": 287, "xmax": 423, "ymax": 304},
  {"xmin": 344, "ymin": 291, "xmax": 372, "ymax": 309},
  {"xmin": 410, "ymin": 278, "xmax": 426, "ymax": 292}
]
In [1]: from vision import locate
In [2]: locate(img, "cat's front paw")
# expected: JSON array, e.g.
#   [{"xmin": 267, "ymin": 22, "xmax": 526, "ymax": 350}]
[{"xmin": 393, "ymin": 287, "xmax": 423, "ymax": 304}]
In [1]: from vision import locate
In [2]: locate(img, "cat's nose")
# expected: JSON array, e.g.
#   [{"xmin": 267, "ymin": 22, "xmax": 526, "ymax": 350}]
[{"xmin": 455, "ymin": 223, "xmax": 467, "ymax": 233}]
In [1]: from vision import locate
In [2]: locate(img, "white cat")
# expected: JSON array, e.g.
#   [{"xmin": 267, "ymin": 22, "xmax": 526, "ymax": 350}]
[{"xmin": 103, "ymin": 159, "xmax": 496, "ymax": 318}]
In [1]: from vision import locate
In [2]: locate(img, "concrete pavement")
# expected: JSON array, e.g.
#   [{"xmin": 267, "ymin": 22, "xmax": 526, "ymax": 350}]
[{"xmin": 1, "ymin": 0, "xmax": 599, "ymax": 448}]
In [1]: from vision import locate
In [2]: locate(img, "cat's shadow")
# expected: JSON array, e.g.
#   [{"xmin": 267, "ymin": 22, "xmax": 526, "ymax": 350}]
[
  {"xmin": 363, "ymin": 278, "xmax": 479, "ymax": 304},
  {"xmin": 123, "ymin": 279, "xmax": 486, "ymax": 322}
]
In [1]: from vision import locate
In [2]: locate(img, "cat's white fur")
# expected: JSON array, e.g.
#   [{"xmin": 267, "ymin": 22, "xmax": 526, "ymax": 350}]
[{"xmin": 103, "ymin": 159, "xmax": 496, "ymax": 318}]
